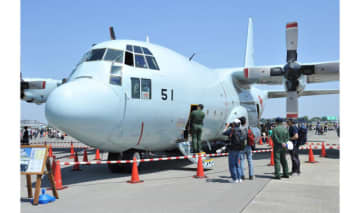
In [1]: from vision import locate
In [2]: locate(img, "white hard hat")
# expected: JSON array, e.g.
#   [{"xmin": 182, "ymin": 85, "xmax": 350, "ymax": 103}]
[{"xmin": 233, "ymin": 119, "xmax": 240, "ymax": 124}]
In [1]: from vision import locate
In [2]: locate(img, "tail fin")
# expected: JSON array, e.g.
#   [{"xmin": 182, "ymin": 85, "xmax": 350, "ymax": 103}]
[{"xmin": 244, "ymin": 18, "xmax": 255, "ymax": 67}]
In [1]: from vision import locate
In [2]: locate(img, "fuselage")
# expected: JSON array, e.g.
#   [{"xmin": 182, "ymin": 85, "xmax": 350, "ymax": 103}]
[{"xmin": 45, "ymin": 40, "xmax": 266, "ymax": 152}]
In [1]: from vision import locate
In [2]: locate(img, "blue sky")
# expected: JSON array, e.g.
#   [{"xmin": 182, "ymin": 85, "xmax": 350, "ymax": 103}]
[{"xmin": 20, "ymin": 0, "xmax": 339, "ymax": 123}]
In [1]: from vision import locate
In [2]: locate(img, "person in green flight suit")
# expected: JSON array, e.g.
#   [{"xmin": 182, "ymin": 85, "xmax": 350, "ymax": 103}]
[
  {"xmin": 190, "ymin": 104, "xmax": 205, "ymax": 153},
  {"xmin": 271, "ymin": 117, "xmax": 290, "ymax": 179}
]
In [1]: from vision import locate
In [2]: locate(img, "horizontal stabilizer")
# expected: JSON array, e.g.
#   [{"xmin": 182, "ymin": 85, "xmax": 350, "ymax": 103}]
[{"xmin": 268, "ymin": 89, "xmax": 339, "ymax": 99}]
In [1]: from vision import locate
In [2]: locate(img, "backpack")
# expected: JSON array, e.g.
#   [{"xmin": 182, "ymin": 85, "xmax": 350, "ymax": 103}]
[
  {"xmin": 298, "ymin": 125, "xmax": 308, "ymax": 146},
  {"xmin": 231, "ymin": 128, "xmax": 247, "ymax": 150}
]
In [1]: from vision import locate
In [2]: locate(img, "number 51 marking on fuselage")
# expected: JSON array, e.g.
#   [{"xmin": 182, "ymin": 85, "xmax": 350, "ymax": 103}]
[{"xmin": 161, "ymin": 88, "xmax": 174, "ymax": 101}]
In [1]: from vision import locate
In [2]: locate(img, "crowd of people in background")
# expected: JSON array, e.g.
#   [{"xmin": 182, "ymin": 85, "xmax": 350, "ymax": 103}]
[
  {"xmin": 20, "ymin": 126, "xmax": 66, "ymax": 145},
  {"xmin": 222, "ymin": 116, "xmax": 340, "ymax": 182}
]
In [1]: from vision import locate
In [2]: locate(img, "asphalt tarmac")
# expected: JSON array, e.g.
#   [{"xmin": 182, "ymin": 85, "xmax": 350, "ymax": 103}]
[{"xmin": 21, "ymin": 131, "xmax": 339, "ymax": 213}]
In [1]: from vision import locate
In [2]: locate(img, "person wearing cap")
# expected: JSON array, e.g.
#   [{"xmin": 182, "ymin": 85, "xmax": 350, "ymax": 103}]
[
  {"xmin": 190, "ymin": 104, "xmax": 205, "ymax": 153},
  {"xmin": 223, "ymin": 119, "xmax": 243, "ymax": 183},
  {"xmin": 287, "ymin": 118, "xmax": 301, "ymax": 176},
  {"xmin": 272, "ymin": 118, "xmax": 290, "ymax": 179},
  {"xmin": 238, "ymin": 116, "xmax": 255, "ymax": 180}
]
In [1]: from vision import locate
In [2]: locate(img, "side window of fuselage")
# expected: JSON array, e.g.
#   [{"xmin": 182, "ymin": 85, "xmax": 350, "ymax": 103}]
[
  {"xmin": 141, "ymin": 78, "xmax": 151, "ymax": 99},
  {"xmin": 109, "ymin": 65, "xmax": 122, "ymax": 86},
  {"xmin": 131, "ymin": 78, "xmax": 152, "ymax": 100},
  {"xmin": 131, "ymin": 78, "xmax": 140, "ymax": 99}
]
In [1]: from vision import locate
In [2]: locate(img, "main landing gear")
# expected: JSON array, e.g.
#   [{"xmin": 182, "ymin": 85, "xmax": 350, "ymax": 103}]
[{"xmin": 107, "ymin": 150, "xmax": 140, "ymax": 173}]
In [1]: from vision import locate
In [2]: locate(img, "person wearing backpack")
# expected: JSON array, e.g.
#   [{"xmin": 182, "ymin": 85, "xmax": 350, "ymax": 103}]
[
  {"xmin": 239, "ymin": 117, "xmax": 255, "ymax": 180},
  {"xmin": 222, "ymin": 119, "xmax": 246, "ymax": 183}
]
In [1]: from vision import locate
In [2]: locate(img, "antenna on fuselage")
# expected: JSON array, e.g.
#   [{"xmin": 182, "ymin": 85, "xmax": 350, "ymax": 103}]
[
  {"xmin": 146, "ymin": 35, "xmax": 150, "ymax": 43},
  {"xmin": 189, "ymin": 52, "xmax": 196, "ymax": 61},
  {"xmin": 109, "ymin": 26, "xmax": 116, "ymax": 40}
]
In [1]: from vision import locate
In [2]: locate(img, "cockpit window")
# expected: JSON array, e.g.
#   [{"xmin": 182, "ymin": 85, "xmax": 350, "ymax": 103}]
[
  {"xmin": 135, "ymin": 55, "xmax": 148, "ymax": 68},
  {"xmin": 125, "ymin": 52, "xmax": 134, "ymax": 66},
  {"xmin": 104, "ymin": 49, "xmax": 124, "ymax": 63},
  {"xmin": 145, "ymin": 56, "xmax": 160, "ymax": 70},
  {"xmin": 86, "ymin": 48, "xmax": 106, "ymax": 61},
  {"xmin": 126, "ymin": 45, "xmax": 133, "ymax": 52},
  {"xmin": 133, "ymin": 46, "xmax": 143, "ymax": 54},
  {"xmin": 124, "ymin": 44, "xmax": 159, "ymax": 70},
  {"xmin": 142, "ymin": 47, "xmax": 152, "ymax": 55}
]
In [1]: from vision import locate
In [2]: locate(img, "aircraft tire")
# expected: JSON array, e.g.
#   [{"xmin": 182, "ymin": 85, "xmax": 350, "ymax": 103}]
[
  {"xmin": 107, "ymin": 151, "xmax": 141, "ymax": 173},
  {"xmin": 107, "ymin": 152, "xmax": 123, "ymax": 173}
]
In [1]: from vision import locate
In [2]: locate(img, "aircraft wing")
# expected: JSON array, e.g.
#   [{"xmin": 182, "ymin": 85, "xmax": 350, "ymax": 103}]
[
  {"xmin": 267, "ymin": 89, "xmax": 339, "ymax": 99},
  {"xmin": 230, "ymin": 61, "xmax": 339, "ymax": 86}
]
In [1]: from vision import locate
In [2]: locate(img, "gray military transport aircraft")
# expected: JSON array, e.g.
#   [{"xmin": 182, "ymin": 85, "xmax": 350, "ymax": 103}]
[{"xmin": 21, "ymin": 18, "xmax": 339, "ymax": 172}]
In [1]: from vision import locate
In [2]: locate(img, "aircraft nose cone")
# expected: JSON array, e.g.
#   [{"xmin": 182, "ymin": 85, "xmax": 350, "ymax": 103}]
[{"xmin": 45, "ymin": 79, "xmax": 122, "ymax": 144}]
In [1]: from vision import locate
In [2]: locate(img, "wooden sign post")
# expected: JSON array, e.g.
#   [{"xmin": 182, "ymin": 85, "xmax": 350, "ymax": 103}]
[{"xmin": 21, "ymin": 145, "xmax": 59, "ymax": 205}]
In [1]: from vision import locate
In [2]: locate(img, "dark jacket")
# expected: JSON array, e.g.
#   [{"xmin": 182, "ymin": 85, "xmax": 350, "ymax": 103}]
[
  {"xmin": 22, "ymin": 130, "xmax": 30, "ymax": 145},
  {"xmin": 223, "ymin": 127, "xmax": 244, "ymax": 151}
]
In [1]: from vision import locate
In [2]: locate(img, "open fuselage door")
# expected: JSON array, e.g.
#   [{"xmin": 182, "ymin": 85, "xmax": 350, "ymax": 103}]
[{"xmin": 184, "ymin": 104, "xmax": 199, "ymax": 140}]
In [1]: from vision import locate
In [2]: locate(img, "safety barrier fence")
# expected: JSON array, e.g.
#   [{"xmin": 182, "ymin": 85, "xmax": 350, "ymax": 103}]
[
  {"xmin": 31, "ymin": 141, "xmax": 339, "ymax": 149},
  {"xmin": 58, "ymin": 144, "xmax": 339, "ymax": 166},
  {"xmin": 30, "ymin": 141, "xmax": 91, "ymax": 149}
]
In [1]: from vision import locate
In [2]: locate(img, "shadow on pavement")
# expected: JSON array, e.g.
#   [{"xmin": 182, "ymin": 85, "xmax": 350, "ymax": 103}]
[
  {"xmin": 298, "ymin": 149, "xmax": 339, "ymax": 159},
  {"xmin": 206, "ymin": 178, "xmax": 230, "ymax": 183},
  {"xmin": 37, "ymin": 159, "xmax": 194, "ymax": 188},
  {"xmin": 255, "ymin": 174, "xmax": 274, "ymax": 179}
]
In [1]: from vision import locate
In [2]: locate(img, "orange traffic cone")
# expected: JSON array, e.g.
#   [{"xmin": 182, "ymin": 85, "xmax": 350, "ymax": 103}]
[
  {"xmin": 127, "ymin": 157, "xmax": 143, "ymax": 184},
  {"xmin": 320, "ymin": 142, "xmax": 327, "ymax": 157},
  {"xmin": 268, "ymin": 148, "xmax": 275, "ymax": 166},
  {"xmin": 48, "ymin": 144, "xmax": 53, "ymax": 157},
  {"xmin": 94, "ymin": 149, "xmax": 101, "ymax": 160},
  {"xmin": 193, "ymin": 154, "xmax": 207, "ymax": 178},
  {"xmin": 69, "ymin": 142, "xmax": 74, "ymax": 159},
  {"xmin": 259, "ymin": 137, "xmax": 263, "ymax": 145},
  {"xmin": 269, "ymin": 137, "xmax": 273, "ymax": 147},
  {"xmin": 306, "ymin": 146, "xmax": 318, "ymax": 163},
  {"xmin": 83, "ymin": 148, "xmax": 89, "ymax": 162},
  {"xmin": 72, "ymin": 152, "xmax": 81, "ymax": 171},
  {"xmin": 53, "ymin": 160, "xmax": 67, "ymax": 190}
]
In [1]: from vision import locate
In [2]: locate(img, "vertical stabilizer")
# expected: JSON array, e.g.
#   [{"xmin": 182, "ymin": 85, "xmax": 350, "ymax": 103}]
[{"xmin": 244, "ymin": 18, "xmax": 255, "ymax": 67}]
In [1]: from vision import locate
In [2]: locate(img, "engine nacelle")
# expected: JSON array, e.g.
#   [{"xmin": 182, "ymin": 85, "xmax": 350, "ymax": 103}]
[{"xmin": 22, "ymin": 78, "xmax": 62, "ymax": 104}]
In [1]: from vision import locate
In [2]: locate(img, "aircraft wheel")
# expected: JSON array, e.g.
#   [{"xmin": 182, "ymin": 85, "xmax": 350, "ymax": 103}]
[
  {"xmin": 107, "ymin": 151, "xmax": 141, "ymax": 173},
  {"xmin": 122, "ymin": 150, "xmax": 141, "ymax": 172},
  {"xmin": 107, "ymin": 152, "xmax": 123, "ymax": 173}
]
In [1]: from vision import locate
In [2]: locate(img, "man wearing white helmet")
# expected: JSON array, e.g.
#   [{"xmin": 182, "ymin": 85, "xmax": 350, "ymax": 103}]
[{"xmin": 223, "ymin": 118, "xmax": 246, "ymax": 183}]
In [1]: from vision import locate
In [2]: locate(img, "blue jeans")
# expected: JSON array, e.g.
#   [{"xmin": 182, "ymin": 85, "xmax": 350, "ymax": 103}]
[
  {"xmin": 240, "ymin": 146, "xmax": 254, "ymax": 177},
  {"xmin": 228, "ymin": 150, "xmax": 242, "ymax": 180}
]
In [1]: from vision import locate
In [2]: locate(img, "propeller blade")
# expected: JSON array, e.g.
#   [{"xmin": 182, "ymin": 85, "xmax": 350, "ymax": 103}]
[
  {"xmin": 300, "ymin": 64, "xmax": 315, "ymax": 75},
  {"xmin": 109, "ymin": 26, "xmax": 116, "ymax": 40},
  {"xmin": 286, "ymin": 91, "xmax": 298, "ymax": 118},
  {"xmin": 286, "ymin": 22, "xmax": 298, "ymax": 63}
]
